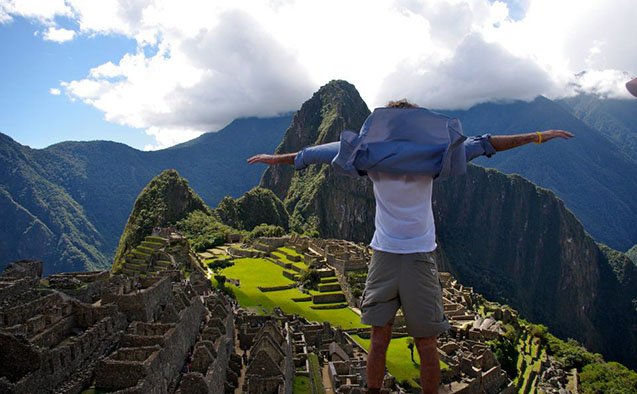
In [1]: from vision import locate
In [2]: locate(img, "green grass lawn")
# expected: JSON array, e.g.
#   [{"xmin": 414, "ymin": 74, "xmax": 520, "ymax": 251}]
[
  {"xmin": 279, "ymin": 246, "xmax": 302, "ymax": 257},
  {"xmin": 271, "ymin": 251, "xmax": 308, "ymax": 271},
  {"xmin": 351, "ymin": 335, "xmax": 449, "ymax": 386},
  {"xmin": 219, "ymin": 258, "xmax": 363, "ymax": 329},
  {"xmin": 293, "ymin": 376, "xmax": 311, "ymax": 394},
  {"xmin": 217, "ymin": 257, "xmax": 450, "ymax": 388}
]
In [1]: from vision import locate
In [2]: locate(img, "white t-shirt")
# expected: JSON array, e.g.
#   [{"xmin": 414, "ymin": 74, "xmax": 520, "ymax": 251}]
[{"xmin": 368, "ymin": 171, "xmax": 437, "ymax": 253}]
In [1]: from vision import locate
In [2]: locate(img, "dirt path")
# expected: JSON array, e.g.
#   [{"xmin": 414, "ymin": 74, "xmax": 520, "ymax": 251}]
[
  {"xmin": 234, "ymin": 324, "xmax": 248, "ymax": 394},
  {"xmin": 322, "ymin": 362, "xmax": 335, "ymax": 393}
]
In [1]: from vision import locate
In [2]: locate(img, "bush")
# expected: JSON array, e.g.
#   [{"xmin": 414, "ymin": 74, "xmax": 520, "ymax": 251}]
[
  {"xmin": 206, "ymin": 258, "xmax": 234, "ymax": 272},
  {"xmin": 244, "ymin": 223, "xmax": 285, "ymax": 241},
  {"xmin": 176, "ymin": 211, "xmax": 235, "ymax": 252},
  {"xmin": 214, "ymin": 274, "xmax": 226, "ymax": 288},
  {"xmin": 545, "ymin": 335, "xmax": 602, "ymax": 370},
  {"xmin": 488, "ymin": 337, "xmax": 519, "ymax": 378},
  {"xmin": 351, "ymin": 287, "xmax": 363, "ymax": 298},
  {"xmin": 300, "ymin": 269, "xmax": 321, "ymax": 291},
  {"xmin": 580, "ymin": 362, "xmax": 637, "ymax": 394},
  {"xmin": 528, "ymin": 323, "xmax": 548, "ymax": 340}
]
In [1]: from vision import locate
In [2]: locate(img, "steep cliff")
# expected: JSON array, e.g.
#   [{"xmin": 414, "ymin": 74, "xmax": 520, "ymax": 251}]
[
  {"xmin": 112, "ymin": 169, "xmax": 210, "ymax": 271},
  {"xmin": 433, "ymin": 166, "xmax": 637, "ymax": 368},
  {"xmin": 259, "ymin": 82, "xmax": 637, "ymax": 368}
]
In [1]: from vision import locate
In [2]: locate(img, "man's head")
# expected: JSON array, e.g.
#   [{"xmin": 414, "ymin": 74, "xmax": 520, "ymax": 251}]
[
  {"xmin": 626, "ymin": 78, "xmax": 637, "ymax": 98},
  {"xmin": 386, "ymin": 99, "xmax": 419, "ymax": 108}
]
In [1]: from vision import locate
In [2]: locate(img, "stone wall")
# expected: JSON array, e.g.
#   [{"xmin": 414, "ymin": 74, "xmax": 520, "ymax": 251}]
[
  {"xmin": 96, "ymin": 285, "xmax": 206, "ymax": 393},
  {"xmin": 102, "ymin": 276, "xmax": 173, "ymax": 322},
  {"xmin": 312, "ymin": 293, "xmax": 346, "ymax": 304},
  {"xmin": 178, "ymin": 294, "xmax": 236, "ymax": 394}
]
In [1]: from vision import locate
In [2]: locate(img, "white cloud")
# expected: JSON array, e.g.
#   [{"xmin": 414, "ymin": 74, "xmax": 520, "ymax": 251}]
[
  {"xmin": 1, "ymin": 0, "xmax": 72, "ymax": 22},
  {"xmin": 0, "ymin": 7, "xmax": 12, "ymax": 23},
  {"xmin": 569, "ymin": 70, "xmax": 634, "ymax": 99},
  {"xmin": 49, "ymin": 88, "xmax": 61, "ymax": 95},
  {"xmin": 61, "ymin": 9, "xmax": 314, "ymax": 136},
  {"xmin": 43, "ymin": 27, "xmax": 76, "ymax": 43},
  {"xmin": 143, "ymin": 126, "xmax": 203, "ymax": 151},
  {"xmin": 3, "ymin": 0, "xmax": 636, "ymax": 147},
  {"xmin": 378, "ymin": 33, "xmax": 556, "ymax": 109}
]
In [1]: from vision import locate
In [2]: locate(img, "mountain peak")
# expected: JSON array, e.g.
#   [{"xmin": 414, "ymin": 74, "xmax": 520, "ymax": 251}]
[
  {"xmin": 112, "ymin": 169, "xmax": 210, "ymax": 271},
  {"xmin": 259, "ymin": 80, "xmax": 370, "ymax": 199}
]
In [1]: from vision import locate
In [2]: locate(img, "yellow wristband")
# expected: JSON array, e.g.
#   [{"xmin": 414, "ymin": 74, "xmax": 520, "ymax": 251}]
[{"xmin": 535, "ymin": 132, "xmax": 542, "ymax": 144}]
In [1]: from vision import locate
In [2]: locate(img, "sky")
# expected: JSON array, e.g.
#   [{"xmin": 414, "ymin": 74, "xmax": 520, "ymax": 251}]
[{"xmin": 0, "ymin": 0, "xmax": 635, "ymax": 151}]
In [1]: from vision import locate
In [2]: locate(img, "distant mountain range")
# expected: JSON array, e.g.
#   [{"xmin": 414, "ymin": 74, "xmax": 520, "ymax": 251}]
[
  {"xmin": 557, "ymin": 94, "xmax": 637, "ymax": 162},
  {"xmin": 0, "ymin": 115, "xmax": 292, "ymax": 274},
  {"xmin": 439, "ymin": 96, "xmax": 637, "ymax": 252},
  {"xmin": 1, "ymin": 82, "xmax": 635, "ymax": 275}
]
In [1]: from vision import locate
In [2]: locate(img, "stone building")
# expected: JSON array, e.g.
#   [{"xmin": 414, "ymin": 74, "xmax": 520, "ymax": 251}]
[
  {"xmin": 0, "ymin": 261, "xmax": 127, "ymax": 394},
  {"xmin": 0, "ymin": 242, "xmax": 239, "ymax": 394}
]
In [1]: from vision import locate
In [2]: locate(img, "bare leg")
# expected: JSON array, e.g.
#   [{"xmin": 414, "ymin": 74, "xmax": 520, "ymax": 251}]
[
  {"xmin": 366, "ymin": 324, "xmax": 393, "ymax": 391},
  {"xmin": 415, "ymin": 336, "xmax": 440, "ymax": 394}
]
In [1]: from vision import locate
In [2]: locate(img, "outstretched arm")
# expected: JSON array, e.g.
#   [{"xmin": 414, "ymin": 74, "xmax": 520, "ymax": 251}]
[
  {"xmin": 465, "ymin": 129, "xmax": 574, "ymax": 162},
  {"xmin": 247, "ymin": 152, "xmax": 297, "ymax": 165},
  {"xmin": 489, "ymin": 129, "xmax": 574, "ymax": 152},
  {"xmin": 247, "ymin": 141, "xmax": 340, "ymax": 169}
]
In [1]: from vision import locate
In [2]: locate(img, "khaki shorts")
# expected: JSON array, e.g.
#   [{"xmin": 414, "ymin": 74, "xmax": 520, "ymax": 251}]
[{"xmin": 360, "ymin": 250, "xmax": 450, "ymax": 338}]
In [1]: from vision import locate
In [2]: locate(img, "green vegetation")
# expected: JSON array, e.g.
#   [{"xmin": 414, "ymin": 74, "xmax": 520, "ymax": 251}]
[
  {"xmin": 488, "ymin": 337, "xmax": 519, "ymax": 378},
  {"xmin": 0, "ymin": 115, "xmax": 291, "ymax": 275},
  {"xmin": 308, "ymin": 353, "xmax": 325, "ymax": 394},
  {"xmin": 299, "ymin": 269, "xmax": 321, "ymax": 290},
  {"xmin": 260, "ymin": 80, "xmax": 374, "ymax": 241},
  {"xmin": 599, "ymin": 243, "xmax": 637, "ymax": 283},
  {"xmin": 347, "ymin": 271, "xmax": 367, "ymax": 298},
  {"xmin": 545, "ymin": 335, "xmax": 602, "ymax": 370},
  {"xmin": 514, "ymin": 322, "xmax": 637, "ymax": 393},
  {"xmin": 218, "ymin": 257, "xmax": 362, "ymax": 329},
  {"xmin": 293, "ymin": 375, "xmax": 311, "ymax": 394},
  {"xmin": 112, "ymin": 169, "xmax": 210, "ymax": 271},
  {"xmin": 245, "ymin": 223, "xmax": 285, "ymax": 241},
  {"xmin": 279, "ymin": 246, "xmax": 301, "ymax": 256},
  {"xmin": 215, "ymin": 187, "xmax": 289, "ymax": 231},
  {"xmin": 204, "ymin": 256, "xmax": 233, "ymax": 272},
  {"xmin": 352, "ymin": 335, "xmax": 449, "ymax": 386},
  {"xmin": 176, "ymin": 210, "xmax": 235, "ymax": 252},
  {"xmin": 580, "ymin": 362, "xmax": 637, "ymax": 394}
]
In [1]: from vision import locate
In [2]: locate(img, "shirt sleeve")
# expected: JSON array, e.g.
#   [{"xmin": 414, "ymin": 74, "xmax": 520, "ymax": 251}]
[
  {"xmin": 293, "ymin": 142, "xmax": 340, "ymax": 170},
  {"xmin": 464, "ymin": 134, "xmax": 496, "ymax": 162}
]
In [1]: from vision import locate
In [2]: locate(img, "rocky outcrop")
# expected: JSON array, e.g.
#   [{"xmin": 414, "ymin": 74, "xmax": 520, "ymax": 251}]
[
  {"xmin": 260, "ymin": 80, "xmax": 374, "ymax": 240},
  {"xmin": 433, "ymin": 165, "xmax": 637, "ymax": 368}
]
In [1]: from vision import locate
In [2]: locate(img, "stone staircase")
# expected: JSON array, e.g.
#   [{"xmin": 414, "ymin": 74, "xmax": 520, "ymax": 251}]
[{"xmin": 120, "ymin": 235, "xmax": 170, "ymax": 277}]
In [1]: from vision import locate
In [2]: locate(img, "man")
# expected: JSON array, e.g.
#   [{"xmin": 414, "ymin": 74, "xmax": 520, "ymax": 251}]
[{"xmin": 248, "ymin": 99, "xmax": 573, "ymax": 394}]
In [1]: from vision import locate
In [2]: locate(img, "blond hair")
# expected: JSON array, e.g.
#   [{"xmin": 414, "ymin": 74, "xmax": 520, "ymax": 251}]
[{"xmin": 386, "ymin": 99, "xmax": 418, "ymax": 108}]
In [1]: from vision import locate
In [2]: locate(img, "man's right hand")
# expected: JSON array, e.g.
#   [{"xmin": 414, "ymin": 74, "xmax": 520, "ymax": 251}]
[
  {"xmin": 247, "ymin": 152, "xmax": 297, "ymax": 165},
  {"xmin": 540, "ymin": 129, "xmax": 574, "ymax": 142}
]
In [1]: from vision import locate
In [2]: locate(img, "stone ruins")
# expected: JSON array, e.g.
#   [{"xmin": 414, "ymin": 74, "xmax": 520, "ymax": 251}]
[{"xmin": 0, "ymin": 231, "xmax": 576, "ymax": 394}]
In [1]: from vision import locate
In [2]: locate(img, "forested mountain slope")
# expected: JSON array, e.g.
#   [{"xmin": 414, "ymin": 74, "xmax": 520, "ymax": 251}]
[{"xmin": 0, "ymin": 115, "xmax": 291, "ymax": 273}]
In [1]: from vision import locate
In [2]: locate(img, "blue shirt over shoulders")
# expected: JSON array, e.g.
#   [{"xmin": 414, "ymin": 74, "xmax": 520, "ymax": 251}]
[{"xmin": 293, "ymin": 107, "xmax": 496, "ymax": 180}]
